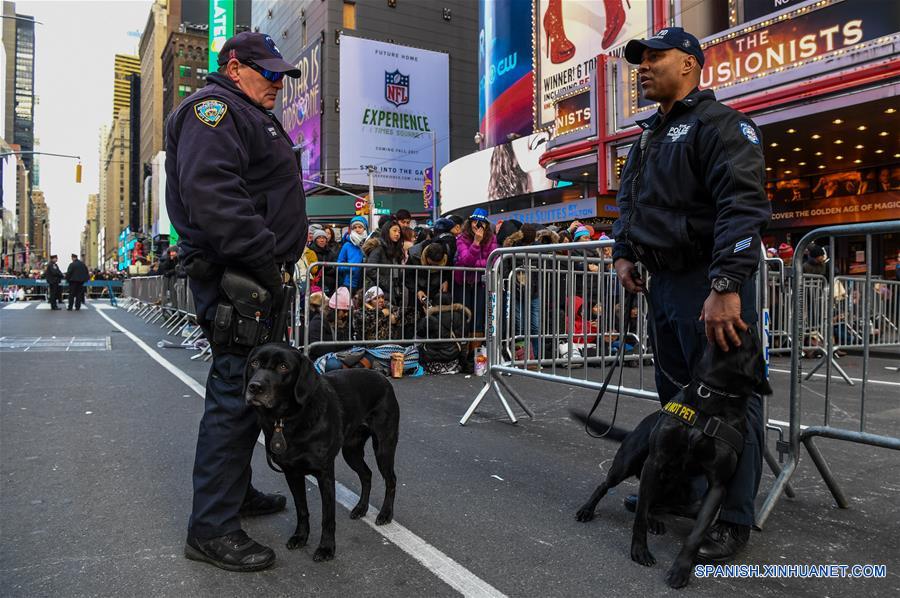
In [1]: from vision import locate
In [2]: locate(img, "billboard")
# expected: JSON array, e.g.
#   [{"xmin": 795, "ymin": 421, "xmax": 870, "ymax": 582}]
[
  {"xmin": 208, "ymin": 0, "xmax": 234, "ymax": 72},
  {"xmin": 440, "ymin": 131, "xmax": 557, "ymax": 214},
  {"xmin": 339, "ymin": 36, "xmax": 449, "ymax": 191},
  {"xmin": 281, "ymin": 39, "xmax": 322, "ymax": 191},
  {"xmin": 478, "ymin": 0, "xmax": 534, "ymax": 148},
  {"xmin": 535, "ymin": 0, "xmax": 647, "ymax": 130},
  {"xmin": 700, "ymin": 0, "xmax": 900, "ymax": 91},
  {"xmin": 743, "ymin": 0, "xmax": 806, "ymax": 23}
]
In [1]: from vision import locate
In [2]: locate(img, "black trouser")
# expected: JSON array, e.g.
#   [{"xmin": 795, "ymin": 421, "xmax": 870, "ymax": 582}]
[
  {"xmin": 67, "ymin": 282, "xmax": 85, "ymax": 309},
  {"xmin": 647, "ymin": 264, "xmax": 764, "ymax": 527},
  {"xmin": 188, "ymin": 349, "xmax": 261, "ymax": 539},
  {"xmin": 48, "ymin": 283, "xmax": 60, "ymax": 308}
]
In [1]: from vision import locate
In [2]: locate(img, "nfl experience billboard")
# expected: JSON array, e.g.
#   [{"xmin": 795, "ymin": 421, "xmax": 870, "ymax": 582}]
[
  {"xmin": 534, "ymin": 0, "xmax": 647, "ymax": 130},
  {"xmin": 340, "ymin": 36, "xmax": 450, "ymax": 191},
  {"xmin": 281, "ymin": 39, "xmax": 322, "ymax": 192}
]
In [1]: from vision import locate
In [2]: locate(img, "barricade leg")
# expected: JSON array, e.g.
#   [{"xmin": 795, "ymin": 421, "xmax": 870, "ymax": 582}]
[
  {"xmin": 460, "ymin": 380, "xmax": 495, "ymax": 425},
  {"xmin": 805, "ymin": 352, "xmax": 853, "ymax": 385},
  {"xmin": 802, "ymin": 435, "xmax": 850, "ymax": 509},
  {"xmin": 762, "ymin": 447, "xmax": 796, "ymax": 499},
  {"xmin": 493, "ymin": 372, "xmax": 534, "ymax": 419}
]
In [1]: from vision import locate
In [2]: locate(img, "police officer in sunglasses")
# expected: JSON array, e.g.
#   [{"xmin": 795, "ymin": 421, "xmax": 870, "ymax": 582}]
[{"xmin": 165, "ymin": 31, "xmax": 307, "ymax": 572}]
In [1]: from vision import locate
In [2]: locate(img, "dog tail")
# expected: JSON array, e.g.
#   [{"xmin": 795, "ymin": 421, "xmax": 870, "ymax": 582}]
[{"xmin": 568, "ymin": 409, "xmax": 632, "ymax": 443}]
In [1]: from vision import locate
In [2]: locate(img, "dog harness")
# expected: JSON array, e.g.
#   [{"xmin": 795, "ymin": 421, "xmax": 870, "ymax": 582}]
[{"xmin": 661, "ymin": 386, "xmax": 744, "ymax": 455}]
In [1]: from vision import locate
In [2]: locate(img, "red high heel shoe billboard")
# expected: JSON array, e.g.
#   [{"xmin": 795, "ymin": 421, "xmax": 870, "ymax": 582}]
[{"xmin": 535, "ymin": 0, "xmax": 648, "ymax": 131}]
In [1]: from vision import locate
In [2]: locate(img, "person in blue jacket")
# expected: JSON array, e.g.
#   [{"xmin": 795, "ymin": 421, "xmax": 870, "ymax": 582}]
[{"xmin": 337, "ymin": 216, "xmax": 369, "ymax": 291}]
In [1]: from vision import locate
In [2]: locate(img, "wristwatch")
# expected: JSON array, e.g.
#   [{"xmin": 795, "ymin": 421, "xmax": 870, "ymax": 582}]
[{"xmin": 711, "ymin": 277, "xmax": 740, "ymax": 294}]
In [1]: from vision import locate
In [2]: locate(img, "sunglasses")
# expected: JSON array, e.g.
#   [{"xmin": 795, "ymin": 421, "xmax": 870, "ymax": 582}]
[{"xmin": 242, "ymin": 60, "xmax": 284, "ymax": 83}]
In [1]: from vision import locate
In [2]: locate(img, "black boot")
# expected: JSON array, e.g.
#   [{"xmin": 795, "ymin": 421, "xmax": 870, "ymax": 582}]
[
  {"xmin": 240, "ymin": 490, "xmax": 287, "ymax": 517},
  {"xmin": 697, "ymin": 521, "xmax": 751, "ymax": 563},
  {"xmin": 184, "ymin": 530, "xmax": 275, "ymax": 572}
]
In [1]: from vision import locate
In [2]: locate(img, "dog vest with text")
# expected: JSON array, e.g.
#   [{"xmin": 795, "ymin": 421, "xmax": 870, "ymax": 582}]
[{"xmin": 661, "ymin": 401, "xmax": 744, "ymax": 454}]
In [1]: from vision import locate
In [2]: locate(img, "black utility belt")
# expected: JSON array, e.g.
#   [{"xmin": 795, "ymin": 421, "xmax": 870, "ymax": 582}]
[
  {"xmin": 630, "ymin": 242, "xmax": 709, "ymax": 274},
  {"xmin": 212, "ymin": 268, "xmax": 275, "ymax": 349}
]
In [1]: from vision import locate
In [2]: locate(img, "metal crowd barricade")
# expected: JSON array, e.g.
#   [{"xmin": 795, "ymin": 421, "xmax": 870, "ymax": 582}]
[
  {"xmin": 756, "ymin": 219, "xmax": 900, "ymax": 529},
  {"xmin": 122, "ymin": 275, "xmax": 211, "ymax": 361},
  {"xmin": 300, "ymin": 261, "xmax": 487, "ymax": 357},
  {"xmin": 460, "ymin": 240, "xmax": 660, "ymax": 425}
]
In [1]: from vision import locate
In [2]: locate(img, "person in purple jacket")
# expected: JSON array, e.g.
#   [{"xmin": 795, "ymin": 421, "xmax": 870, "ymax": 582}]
[{"xmin": 453, "ymin": 208, "xmax": 497, "ymax": 335}]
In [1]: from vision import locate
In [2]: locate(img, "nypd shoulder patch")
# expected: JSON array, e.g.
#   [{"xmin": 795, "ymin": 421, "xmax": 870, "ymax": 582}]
[
  {"xmin": 739, "ymin": 121, "xmax": 759, "ymax": 145},
  {"xmin": 194, "ymin": 100, "xmax": 228, "ymax": 128}
]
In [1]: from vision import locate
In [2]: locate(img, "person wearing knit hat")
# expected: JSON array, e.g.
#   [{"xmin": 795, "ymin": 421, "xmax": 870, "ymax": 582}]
[
  {"xmin": 433, "ymin": 217, "xmax": 455, "ymax": 236},
  {"xmin": 496, "ymin": 219, "xmax": 524, "ymax": 247},
  {"xmin": 336, "ymin": 216, "xmax": 369, "ymax": 290},
  {"xmin": 777, "ymin": 242, "xmax": 794, "ymax": 266},
  {"xmin": 573, "ymin": 226, "xmax": 591, "ymax": 241}
]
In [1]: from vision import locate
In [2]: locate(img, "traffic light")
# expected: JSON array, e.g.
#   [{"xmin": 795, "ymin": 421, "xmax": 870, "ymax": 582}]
[{"xmin": 75, "ymin": 162, "xmax": 82, "ymax": 183}]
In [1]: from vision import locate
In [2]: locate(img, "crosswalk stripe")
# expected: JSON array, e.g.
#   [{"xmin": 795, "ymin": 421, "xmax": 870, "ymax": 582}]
[
  {"xmin": 2, "ymin": 303, "xmax": 31, "ymax": 310},
  {"xmin": 36, "ymin": 303, "xmax": 51, "ymax": 310}
]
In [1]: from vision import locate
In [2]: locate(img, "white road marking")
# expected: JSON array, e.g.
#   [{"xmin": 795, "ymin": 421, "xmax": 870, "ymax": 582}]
[
  {"xmin": 768, "ymin": 367, "xmax": 900, "ymax": 388},
  {"xmin": 98, "ymin": 308, "xmax": 506, "ymax": 598},
  {"xmin": 36, "ymin": 303, "xmax": 50, "ymax": 310},
  {"xmin": 2, "ymin": 303, "xmax": 31, "ymax": 310}
]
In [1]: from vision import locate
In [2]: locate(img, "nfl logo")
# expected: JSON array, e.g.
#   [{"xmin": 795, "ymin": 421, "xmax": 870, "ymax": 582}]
[{"xmin": 385, "ymin": 70, "xmax": 410, "ymax": 107}]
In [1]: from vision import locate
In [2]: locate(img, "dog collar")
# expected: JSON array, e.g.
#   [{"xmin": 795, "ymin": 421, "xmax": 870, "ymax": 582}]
[
  {"xmin": 696, "ymin": 381, "xmax": 743, "ymax": 400},
  {"xmin": 661, "ymin": 401, "xmax": 744, "ymax": 454}
]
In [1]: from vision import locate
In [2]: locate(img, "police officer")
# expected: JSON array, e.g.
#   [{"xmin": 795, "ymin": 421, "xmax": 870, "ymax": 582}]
[
  {"xmin": 64, "ymin": 253, "xmax": 90, "ymax": 310},
  {"xmin": 43, "ymin": 255, "xmax": 63, "ymax": 310},
  {"xmin": 165, "ymin": 31, "xmax": 306, "ymax": 572},
  {"xmin": 611, "ymin": 28, "xmax": 771, "ymax": 562}
]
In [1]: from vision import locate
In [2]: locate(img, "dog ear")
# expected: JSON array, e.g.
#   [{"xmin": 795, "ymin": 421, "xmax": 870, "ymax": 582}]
[{"xmin": 293, "ymin": 349, "xmax": 319, "ymax": 405}]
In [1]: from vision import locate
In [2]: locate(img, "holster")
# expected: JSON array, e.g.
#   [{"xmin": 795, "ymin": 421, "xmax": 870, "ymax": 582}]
[{"xmin": 211, "ymin": 268, "xmax": 274, "ymax": 349}]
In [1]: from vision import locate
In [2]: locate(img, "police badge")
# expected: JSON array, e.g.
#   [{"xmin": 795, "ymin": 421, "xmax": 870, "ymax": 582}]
[
  {"xmin": 739, "ymin": 122, "xmax": 759, "ymax": 145},
  {"xmin": 194, "ymin": 100, "xmax": 228, "ymax": 128}
]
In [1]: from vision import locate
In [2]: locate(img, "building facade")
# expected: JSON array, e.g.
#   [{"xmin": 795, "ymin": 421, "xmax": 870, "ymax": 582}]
[
  {"xmin": 80, "ymin": 193, "xmax": 99, "ymax": 270},
  {"xmin": 113, "ymin": 54, "xmax": 140, "ymax": 119},
  {"xmin": 101, "ymin": 109, "xmax": 130, "ymax": 269},
  {"xmin": 160, "ymin": 29, "xmax": 209, "ymax": 123},
  {"xmin": 440, "ymin": 0, "xmax": 900, "ymax": 278},
  {"xmin": 29, "ymin": 187, "xmax": 47, "ymax": 263}
]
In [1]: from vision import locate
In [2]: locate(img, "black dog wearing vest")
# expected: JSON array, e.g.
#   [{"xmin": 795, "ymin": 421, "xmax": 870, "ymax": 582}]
[
  {"xmin": 244, "ymin": 343, "xmax": 400, "ymax": 561},
  {"xmin": 573, "ymin": 327, "xmax": 771, "ymax": 588}
]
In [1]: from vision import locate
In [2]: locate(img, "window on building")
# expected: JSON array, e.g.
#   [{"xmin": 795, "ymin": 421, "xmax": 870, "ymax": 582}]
[
  {"xmin": 196, "ymin": 68, "xmax": 209, "ymax": 81},
  {"xmin": 343, "ymin": 1, "xmax": 357, "ymax": 30},
  {"xmin": 179, "ymin": 65, "xmax": 191, "ymax": 77},
  {"xmin": 178, "ymin": 85, "xmax": 192, "ymax": 97}
]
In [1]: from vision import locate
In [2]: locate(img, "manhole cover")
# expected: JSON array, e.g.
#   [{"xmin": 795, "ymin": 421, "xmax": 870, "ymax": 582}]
[{"xmin": 0, "ymin": 337, "xmax": 111, "ymax": 352}]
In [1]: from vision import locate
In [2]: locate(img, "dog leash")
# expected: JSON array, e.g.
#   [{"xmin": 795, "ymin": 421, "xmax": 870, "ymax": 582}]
[{"xmin": 583, "ymin": 290, "xmax": 636, "ymax": 438}]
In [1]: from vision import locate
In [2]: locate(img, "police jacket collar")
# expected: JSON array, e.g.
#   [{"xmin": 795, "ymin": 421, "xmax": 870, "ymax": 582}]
[{"xmin": 636, "ymin": 88, "xmax": 716, "ymax": 130}]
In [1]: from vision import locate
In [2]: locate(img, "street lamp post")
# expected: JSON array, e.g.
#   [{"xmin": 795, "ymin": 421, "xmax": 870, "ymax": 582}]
[{"xmin": 416, "ymin": 130, "xmax": 438, "ymax": 224}]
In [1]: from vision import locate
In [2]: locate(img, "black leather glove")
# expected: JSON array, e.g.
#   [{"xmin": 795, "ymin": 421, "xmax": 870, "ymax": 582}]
[{"xmin": 253, "ymin": 261, "xmax": 283, "ymax": 297}]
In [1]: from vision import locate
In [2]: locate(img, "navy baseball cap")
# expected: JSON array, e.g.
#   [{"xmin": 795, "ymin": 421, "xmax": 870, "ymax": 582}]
[
  {"xmin": 625, "ymin": 27, "xmax": 704, "ymax": 67},
  {"xmin": 218, "ymin": 32, "xmax": 301, "ymax": 77}
]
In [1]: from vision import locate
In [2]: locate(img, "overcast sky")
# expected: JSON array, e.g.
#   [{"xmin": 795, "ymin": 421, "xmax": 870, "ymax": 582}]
[{"xmin": 19, "ymin": 0, "xmax": 151, "ymax": 260}]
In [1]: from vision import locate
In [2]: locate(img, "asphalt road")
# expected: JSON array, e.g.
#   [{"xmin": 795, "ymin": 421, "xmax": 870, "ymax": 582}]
[{"xmin": 1, "ymin": 299, "xmax": 898, "ymax": 597}]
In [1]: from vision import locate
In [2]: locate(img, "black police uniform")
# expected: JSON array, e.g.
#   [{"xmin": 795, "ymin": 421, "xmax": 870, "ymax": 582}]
[
  {"xmin": 165, "ymin": 71, "xmax": 307, "ymax": 540},
  {"xmin": 612, "ymin": 88, "xmax": 771, "ymax": 527},
  {"xmin": 44, "ymin": 260, "xmax": 63, "ymax": 309}
]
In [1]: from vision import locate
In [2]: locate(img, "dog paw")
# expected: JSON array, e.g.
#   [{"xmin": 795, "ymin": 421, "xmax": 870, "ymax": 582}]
[
  {"xmin": 648, "ymin": 518, "xmax": 666, "ymax": 536},
  {"xmin": 375, "ymin": 510, "xmax": 393, "ymax": 526},
  {"xmin": 630, "ymin": 544, "xmax": 656, "ymax": 567},
  {"xmin": 286, "ymin": 534, "xmax": 308, "ymax": 550},
  {"xmin": 350, "ymin": 504, "xmax": 368, "ymax": 519},
  {"xmin": 575, "ymin": 507, "xmax": 595, "ymax": 522},
  {"xmin": 665, "ymin": 565, "xmax": 691, "ymax": 589},
  {"xmin": 312, "ymin": 546, "xmax": 335, "ymax": 562}
]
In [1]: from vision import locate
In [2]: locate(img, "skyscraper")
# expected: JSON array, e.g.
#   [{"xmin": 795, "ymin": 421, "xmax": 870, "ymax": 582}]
[{"xmin": 113, "ymin": 54, "xmax": 140, "ymax": 120}]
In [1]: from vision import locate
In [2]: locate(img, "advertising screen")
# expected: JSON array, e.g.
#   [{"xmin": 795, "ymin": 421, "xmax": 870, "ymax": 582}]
[
  {"xmin": 281, "ymin": 39, "xmax": 322, "ymax": 192},
  {"xmin": 535, "ymin": 0, "xmax": 647, "ymax": 130},
  {"xmin": 339, "ymin": 36, "xmax": 450, "ymax": 191},
  {"xmin": 479, "ymin": 0, "xmax": 534, "ymax": 148}
]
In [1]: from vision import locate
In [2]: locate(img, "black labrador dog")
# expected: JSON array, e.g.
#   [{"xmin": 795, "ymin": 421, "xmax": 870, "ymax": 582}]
[
  {"xmin": 244, "ymin": 343, "xmax": 400, "ymax": 562},
  {"xmin": 573, "ymin": 327, "xmax": 771, "ymax": 589}
]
